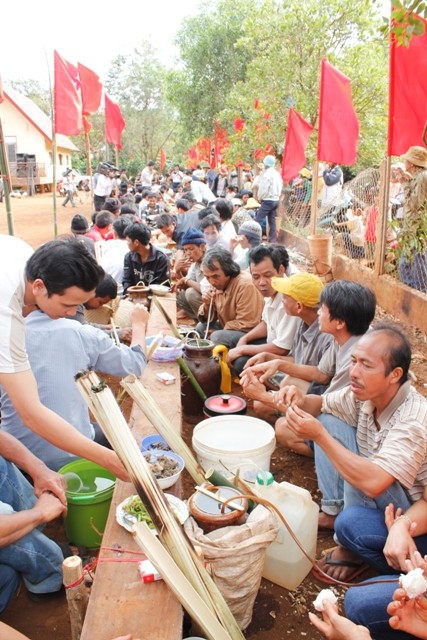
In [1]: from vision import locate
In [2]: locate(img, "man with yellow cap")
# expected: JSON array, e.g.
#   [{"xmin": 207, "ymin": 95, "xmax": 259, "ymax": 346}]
[{"xmin": 241, "ymin": 272, "xmax": 332, "ymax": 423}]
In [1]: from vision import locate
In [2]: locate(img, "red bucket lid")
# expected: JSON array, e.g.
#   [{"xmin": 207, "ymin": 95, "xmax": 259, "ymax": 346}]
[{"xmin": 204, "ymin": 394, "xmax": 247, "ymax": 415}]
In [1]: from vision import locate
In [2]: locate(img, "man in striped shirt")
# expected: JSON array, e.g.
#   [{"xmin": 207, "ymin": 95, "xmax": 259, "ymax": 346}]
[{"xmin": 275, "ymin": 323, "xmax": 427, "ymax": 583}]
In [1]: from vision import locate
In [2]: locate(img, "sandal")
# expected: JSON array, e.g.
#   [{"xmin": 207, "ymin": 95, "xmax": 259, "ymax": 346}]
[{"xmin": 312, "ymin": 547, "xmax": 369, "ymax": 585}]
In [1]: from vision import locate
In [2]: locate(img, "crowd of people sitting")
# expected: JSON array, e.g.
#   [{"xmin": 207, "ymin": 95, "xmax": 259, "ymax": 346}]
[{"xmin": 1, "ymin": 151, "xmax": 427, "ymax": 640}]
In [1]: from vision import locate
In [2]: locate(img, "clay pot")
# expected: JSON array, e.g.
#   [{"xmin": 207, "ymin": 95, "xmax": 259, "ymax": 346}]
[{"xmin": 181, "ymin": 339, "xmax": 221, "ymax": 416}]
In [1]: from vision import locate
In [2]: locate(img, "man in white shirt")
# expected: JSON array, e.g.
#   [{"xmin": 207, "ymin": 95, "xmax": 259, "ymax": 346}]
[
  {"xmin": 255, "ymin": 155, "xmax": 283, "ymax": 243},
  {"xmin": 227, "ymin": 244, "xmax": 300, "ymax": 376},
  {"xmin": 140, "ymin": 161, "xmax": 155, "ymax": 189}
]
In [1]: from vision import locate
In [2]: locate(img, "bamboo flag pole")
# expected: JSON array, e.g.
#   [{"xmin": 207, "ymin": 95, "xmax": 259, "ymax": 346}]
[
  {"xmin": 75, "ymin": 370, "xmax": 244, "ymax": 640},
  {"xmin": 121, "ymin": 374, "xmax": 206, "ymax": 486}
]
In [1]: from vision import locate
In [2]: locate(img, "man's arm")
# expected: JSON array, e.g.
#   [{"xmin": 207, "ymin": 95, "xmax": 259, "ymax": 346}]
[
  {"xmin": 0, "ymin": 492, "xmax": 65, "ymax": 547},
  {"xmin": 0, "ymin": 370, "xmax": 128, "ymax": 481},
  {"xmin": 245, "ymin": 358, "xmax": 331, "ymax": 385},
  {"xmin": 285, "ymin": 403, "xmax": 395, "ymax": 497},
  {"xmin": 382, "ymin": 488, "xmax": 427, "ymax": 571},
  {"xmin": 122, "ymin": 253, "xmax": 134, "ymax": 293}
]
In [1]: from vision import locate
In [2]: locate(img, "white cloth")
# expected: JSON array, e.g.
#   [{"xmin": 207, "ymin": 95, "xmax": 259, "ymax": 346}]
[
  {"xmin": 191, "ymin": 180, "xmax": 216, "ymax": 204},
  {"xmin": 140, "ymin": 166, "xmax": 154, "ymax": 188},
  {"xmin": 0, "ymin": 235, "xmax": 34, "ymax": 373}
]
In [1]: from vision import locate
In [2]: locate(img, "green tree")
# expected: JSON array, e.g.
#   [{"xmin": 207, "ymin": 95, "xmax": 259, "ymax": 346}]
[
  {"xmin": 220, "ymin": 0, "xmax": 388, "ymax": 170},
  {"xmin": 9, "ymin": 79, "xmax": 50, "ymax": 116},
  {"xmin": 165, "ymin": 0, "xmax": 258, "ymax": 141},
  {"xmin": 104, "ymin": 41, "xmax": 178, "ymax": 173}
]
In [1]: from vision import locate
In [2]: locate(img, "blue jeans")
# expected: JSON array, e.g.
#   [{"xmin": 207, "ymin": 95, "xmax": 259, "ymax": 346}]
[
  {"xmin": 255, "ymin": 200, "xmax": 279, "ymax": 242},
  {"xmin": 335, "ymin": 505, "xmax": 427, "ymax": 575},
  {"xmin": 345, "ymin": 577, "xmax": 415, "ymax": 640},
  {"xmin": 313, "ymin": 414, "xmax": 358, "ymax": 515},
  {"xmin": 0, "ymin": 458, "xmax": 64, "ymax": 611}
]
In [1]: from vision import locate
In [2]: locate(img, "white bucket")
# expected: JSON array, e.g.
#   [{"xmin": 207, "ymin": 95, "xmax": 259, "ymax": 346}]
[{"xmin": 192, "ymin": 415, "xmax": 276, "ymax": 481}]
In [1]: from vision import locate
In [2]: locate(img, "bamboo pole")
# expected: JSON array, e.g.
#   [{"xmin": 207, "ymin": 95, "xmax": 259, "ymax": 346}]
[
  {"xmin": 0, "ymin": 114, "xmax": 14, "ymax": 235},
  {"xmin": 63, "ymin": 556, "xmax": 90, "ymax": 640},
  {"xmin": 151, "ymin": 296, "xmax": 181, "ymax": 338},
  {"xmin": 75, "ymin": 370, "xmax": 244, "ymax": 640},
  {"xmin": 120, "ymin": 374, "xmax": 206, "ymax": 486},
  {"xmin": 374, "ymin": 156, "xmax": 391, "ymax": 276},
  {"xmin": 133, "ymin": 522, "xmax": 232, "ymax": 640},
  {"xmin": 309, "ymin": 160, "xmax": 320, "ymax": 235}
]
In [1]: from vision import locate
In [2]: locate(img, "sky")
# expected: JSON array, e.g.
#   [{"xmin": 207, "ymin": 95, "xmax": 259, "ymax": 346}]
[{"xmin": 0, "ymin": 0, "xmax": 201, "ymax": 87}]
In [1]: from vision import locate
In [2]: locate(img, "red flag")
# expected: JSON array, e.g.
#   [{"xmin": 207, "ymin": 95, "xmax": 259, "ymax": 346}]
[
  {"xmin": 234, "ymin": 117, "xmax": 244, "ymax": 133},
  {"xmin": 317, "ymin": 59, "xmax": 359, "ymax": 165},
  {"xmin": 281, "ymin": 108, "xmax": 314, "ymax": 183},
  {"xmin": 54, "ymin": 51, "xmax": 82, "ymax": 136},
  {"xmin": 254, "ymin": 99, "xmax": 260, "ymax": 110},
  {"xmin": 105, "ymin": 94, "xmax": 125, "ymax": 149},
  {"xmin": 388, "ymin": 14, "xmax": 427, "ymax": 155},
  {"xmin": 188, "ymin": 146, "xmax": 197, "ymax": 168},
  {"xmin": 78, "ymin": 62, "xmax": 102, "ymax": 133},
  {"xmin": 159, "ymin": 148, "xmax": 166, "ymax": 171}
]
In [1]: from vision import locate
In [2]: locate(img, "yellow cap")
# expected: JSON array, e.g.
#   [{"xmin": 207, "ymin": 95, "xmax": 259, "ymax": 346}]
[{"xmin": 271, "ymin": 273, "xmax": 324, "ymax": 307}]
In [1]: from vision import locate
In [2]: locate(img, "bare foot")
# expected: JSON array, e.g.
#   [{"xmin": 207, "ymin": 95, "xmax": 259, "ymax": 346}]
[
  {"xmin": 314, "ymin": 545, "xmax": 367, "ymax": 582},
  {"xmin": 318, "ymin": 511, "xmax": 337, "ymax": 530}
]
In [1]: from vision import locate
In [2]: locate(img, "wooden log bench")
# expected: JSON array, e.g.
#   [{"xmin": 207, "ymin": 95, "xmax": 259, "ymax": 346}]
[{"xmin": 80, "ymin": 295, "xmax": 183, "ymax": 640}]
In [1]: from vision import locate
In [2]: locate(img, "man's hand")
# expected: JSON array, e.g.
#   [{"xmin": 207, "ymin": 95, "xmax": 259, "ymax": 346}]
[
  {"xmin": 33, "ymin": 491, "xmax": 67, "ymax": 523},
  {"xmin": 227, "ymin": 346, "xmax": 246, "ymax": 364},
  {"xmin": 31, "ymin": 465, "xmax": 67, "ymax": 507},
  {"xmin": 244, "ymin": 359, "xmax": 284, "ymax": 383},
  {"xmin": 131, "ymin": 303, "xmax": 150, "ymax": 325},
  {"xmin": 309, "ymin": 600, "xmax": 372, "ymax": 640},
  {"xmin": 383, "ymin": 503, "xmax": 418, "ymax": 572},
  {"xmin": 243, "ymin": 352, "xmax": 276, "ymax": 369},
  {"xmin": 240, "ymin": 369, "xmax": 269, "ymax": 402},
  {"xmin": 286, "ymin": 403, "xmax": 324, "ymax": 441}
]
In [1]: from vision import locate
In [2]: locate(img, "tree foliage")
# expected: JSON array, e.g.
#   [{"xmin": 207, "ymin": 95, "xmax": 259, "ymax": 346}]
[
  {"xmin": 9, "ymin": 79, "xmax": 51, "ymax": 116},
  {"xmin": 165, "ymin": 0, "xmax": 258, "ymax": 140}
]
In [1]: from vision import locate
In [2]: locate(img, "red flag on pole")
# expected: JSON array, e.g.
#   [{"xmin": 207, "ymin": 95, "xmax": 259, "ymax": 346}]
[
  {"xmin": 317, "ymin": 59, "xmax": 359, "ymax": 165},
  {"xmin": 105, "ymin": 94, "xmax": 125, "ymax": 149},
  {"xmin": 159, "ymin": 148, "xmax": 166, "ymax": 171},
  {"xmin": 281, "ymin": 108, "xmax": 314, "ymax": 183},
  {"xmin": 388, "ymin": 14, "xmax": 427, "ymax": 156},
  {"xmin": 54, "ymin": 51, "xmax": 82, "ymax": 136},
  {"xmin": 78, "ymin": 62, "xmax": 102, "ymax": 133}
]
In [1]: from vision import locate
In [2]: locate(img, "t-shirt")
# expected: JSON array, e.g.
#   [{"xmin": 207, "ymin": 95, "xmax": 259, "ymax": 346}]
[
  {"xmin": 317, "ymin": 334, "xmax": 362, "ymax": 394},
  {"xmin": 0, "ymin": 235, "xmax": 34, "ymax": 373},
  {"xmin": 261, "ymin": 293, "xmax": 300, "ymax": 351},
  {"xmin": 322, "ymin": 382, "xmax": 427, "ymax": 501}
]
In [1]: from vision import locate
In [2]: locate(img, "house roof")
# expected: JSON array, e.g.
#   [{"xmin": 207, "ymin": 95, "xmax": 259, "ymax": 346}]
[{"xmin": 2, "ymin": 86, "xmax": 79, "ymax": 152}]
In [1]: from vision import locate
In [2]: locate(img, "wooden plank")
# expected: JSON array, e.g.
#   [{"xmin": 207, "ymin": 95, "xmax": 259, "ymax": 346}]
[{"xmin": 80, "ymin": 294, "xmax": 183, "ymax": 640}]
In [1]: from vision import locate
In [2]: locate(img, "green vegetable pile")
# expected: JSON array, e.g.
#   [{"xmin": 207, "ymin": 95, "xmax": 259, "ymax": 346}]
[{"xmin": 123, "ymin": 495, "xmax": 155, "ymax": 529}]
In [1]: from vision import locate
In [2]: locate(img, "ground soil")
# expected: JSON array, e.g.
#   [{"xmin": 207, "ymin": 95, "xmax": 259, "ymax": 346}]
[{"xmin": 1, "ymin": 193, "xmax": 427, "ymax": 639}]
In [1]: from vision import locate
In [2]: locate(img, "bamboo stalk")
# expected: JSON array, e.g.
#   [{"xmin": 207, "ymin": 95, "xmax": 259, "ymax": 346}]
[
  {"xmin": 177, "ymin": 356, "xmax": 208, "ymax": 401},
  {"xmin": 133, "ymin": 521, "xmax": 232, "ymax": 640},
  {"xmin": 75, "ymin": 370, "xmax": 243, "ymax": 639},
  {"xmin": 120, "ymin": 374, "xmax": 206, "ymax": 486},
  {"xmin": 151, "ymin": 296, "xmax": 181, "ymax": 338}
]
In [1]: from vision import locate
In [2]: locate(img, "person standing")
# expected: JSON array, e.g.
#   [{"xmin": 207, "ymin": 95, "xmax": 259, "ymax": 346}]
[
  {"xmin": 140, "ymin": 161, "xmax": 156, "ymax": 189},
  {"xmin": 255, "ymin": 155, "xmax": 283, "ymax": 243},
  {"xmin": 398, "ymin": 145, "xmax": 427, "ymax": 293},
  {"xmin": 94, "ymin": 164, "xmax": 114, "ymax": 211},
  {"xmin": 61, "ymin": 170, "xmax": 76, "ymax": 208},
  {"xmin": 321, "ymin": 162, "xmax": 343, "ymax": 208}
]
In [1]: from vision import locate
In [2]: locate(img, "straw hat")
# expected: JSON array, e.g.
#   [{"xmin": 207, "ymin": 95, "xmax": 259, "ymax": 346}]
[{"xmin": 402, "ymin": 146, "xmax": 427, "ymax": 169}]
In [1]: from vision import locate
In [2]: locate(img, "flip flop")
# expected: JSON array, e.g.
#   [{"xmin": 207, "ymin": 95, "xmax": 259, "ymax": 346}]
[{"xmin": 312, "ymin": 549, "xmax": 369, "ymax": 585}]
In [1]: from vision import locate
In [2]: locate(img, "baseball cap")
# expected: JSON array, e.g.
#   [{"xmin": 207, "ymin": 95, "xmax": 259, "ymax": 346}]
[{"xmin": 271, "ymin": 272, "xmax": 324, "ymax": 307}]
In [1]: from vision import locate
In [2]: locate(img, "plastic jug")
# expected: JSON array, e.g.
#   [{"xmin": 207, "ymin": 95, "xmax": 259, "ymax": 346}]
[{"xmin": 254, "ymin": 471, "xmax": 319, "ymax": 590}]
